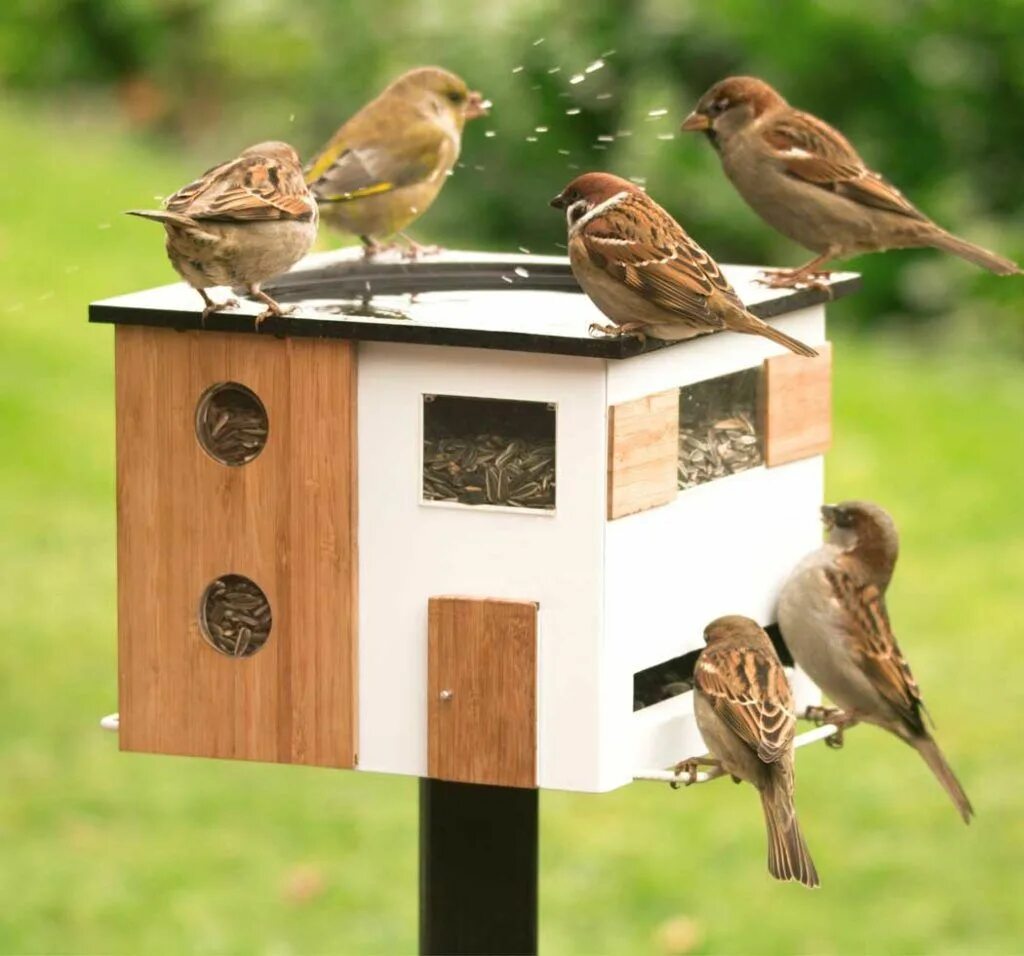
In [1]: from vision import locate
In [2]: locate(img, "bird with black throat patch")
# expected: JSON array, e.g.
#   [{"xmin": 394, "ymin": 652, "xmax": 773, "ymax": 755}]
[
  {"xmin": 777, "ymin": 501, "xmax": 973, "ymax": 823},
  {"xmin": 689, "ymin": 615, "xmax": 820, "ymax": 887},
  {"xmin": 549, "ymin": 172, "xmax": 818, "ymax": 355},
  {"xmin": 681, "ymin": 76, "xmax": 1020, "ymax": 287},
  {"xmin": 127, "ymin": 141, "xmax": 317, "ymax": 327}
]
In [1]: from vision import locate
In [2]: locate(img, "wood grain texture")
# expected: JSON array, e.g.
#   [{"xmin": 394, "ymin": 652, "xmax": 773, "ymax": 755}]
[
  {"xmin": 763, "ymin": 343, "xmax": 832, "ymax": 467},
  {"xmin": 115, "ymin": 326, "xmax": 357, "ymax": 767},
  {"xmin": 427, "ymin": 597, "xmax": 537, "ymax": 789},
  {"xmin": 607, "ymin": 388, "xmax": 680, "ymax": 520}
]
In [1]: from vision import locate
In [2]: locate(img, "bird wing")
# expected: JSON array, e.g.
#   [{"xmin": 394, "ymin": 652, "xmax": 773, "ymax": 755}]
[
  {"xmin": 166, "ymin": 152, "xmax": 315, "ymax": 222},
  {"xmin": 579, "ymin": 195, "xmax": 746, "ymax": 329},
  {"xmin": 761, "ymin": 109, "xmax": 928, "ymax": 221},
  {"xmin": 306, "ymin": 116, "xmax": 451, "ymax": 203},
  {"xmin": 825, "ymin": 565, "xmax": 926, "ymax": 732},
  {"xmin": 695, "ymin": 643, "xmax": 796, "ymax": 764}
]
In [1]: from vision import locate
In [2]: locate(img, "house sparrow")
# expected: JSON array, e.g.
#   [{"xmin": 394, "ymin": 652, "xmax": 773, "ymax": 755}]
[
  {"xmin": 681, "ymin": 76, "xmax": 1020, "ymax": 286},
  {"xmin": 306, "ymin": 67, "xmax": 487, "ymax": 258},
  {"xmin": 691, "ymin": 615, "xmax": 820, "ymax": 887},
  {"xmin": 549, "ymin": 172, "xmax": 818, "ymax": 356},
  {"xmin": 127, "ymin": 141, "xmax": 317, "ymax": 325},
  {"xmin": 777, "ymin": 501, "xmax": 973, "ymax": 823}
]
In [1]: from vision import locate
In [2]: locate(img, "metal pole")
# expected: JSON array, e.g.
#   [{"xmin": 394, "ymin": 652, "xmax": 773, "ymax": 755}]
[{"xmin": 419, "ymin": 778, "xmax": 538, "ymax": 956}]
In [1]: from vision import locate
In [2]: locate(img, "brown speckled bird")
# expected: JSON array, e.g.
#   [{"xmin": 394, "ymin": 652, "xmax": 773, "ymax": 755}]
[
  {"xmin": 692, "ymin": 615, "xmax": 820, "ymax": 887},
  {"xmin": 777, "ymin": 501, "xmax": 973, "ymax": 823},
  {"xmin": 128, "ymin": 141, "xmax": 317, "ymax": 325},
  {"xmin": 682, "ymin": 76, "xmax": 1020, "ymax": 287},
  {"xmin": 550, "ymin": 172, "xmax": 818, "ymax": 355}
]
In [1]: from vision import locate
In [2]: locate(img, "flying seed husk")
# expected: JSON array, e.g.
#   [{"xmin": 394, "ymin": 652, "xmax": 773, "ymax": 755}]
[
  {"xmin": 202, "ymin": 576, "xmax": 272, "ymax": 657},
  {"xmin": 423, "ymin": 434, "xmax": 555, "ymax": 509}
]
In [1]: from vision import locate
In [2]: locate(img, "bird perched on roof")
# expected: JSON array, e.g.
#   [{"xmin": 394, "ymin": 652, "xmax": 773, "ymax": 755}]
[
  {"xmin": 127, "ymin": 141, "xmax": 317, "ymax": 326},
  {"xmin": 777, "ymin": 501, "xmax": 973, "ymax": 823},
  {"xmin": 681, "ymin": 76, "xmax": 1020, "ymax": 287},
  {"xmin": 550, "ymin": 172, "xmax": 818, "ymax": 355},
  {"xmin": 690, "ymin": 615, "xmax": 820, "ymax": 887},
  {"xmin": 306, "ymin": 67, "xmax": 488, "ymax": 258}
]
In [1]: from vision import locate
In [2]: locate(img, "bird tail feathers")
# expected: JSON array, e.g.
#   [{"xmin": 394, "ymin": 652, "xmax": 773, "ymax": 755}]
[
  {"xmin": 125, "ymin": 210, "xmax": 219, "ymax": 244},
  {"xmin": 912, "ymin": 733, "xmax": 974, "ymax": 824},
  {"xmin": 732, "ymin": 313, "xmax": 819, "ymax": 357},
  {"xmin": 761, "ymin": 777, "xmax": 820, "ymax": 888},
  {"xmin": 926, "ymin": 228, "xmax": 1020, "ymax": 276}
]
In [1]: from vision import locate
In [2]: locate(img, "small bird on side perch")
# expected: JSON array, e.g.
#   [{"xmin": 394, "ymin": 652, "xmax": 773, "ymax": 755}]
[
  {"xmin": 550, "ymin": 172, "xmax": 818, "ymax": 356},
  {"xmin": 687, "ymin": 615, "xmax": 820, "ymax": 887},
  {"xmin": 306, "ymin": 67, "xmax": 488, "ymax": 259},
  {"xmin": 777, "ymin": 501, "xmax": 974, "ymax": 823},
  {"xmin": 127, "ymin": 141, "xmax": 317, "ymax": 326},
  {"xmin": 681, "ymin": 76, "xmax": 1021, "ymax": 287}
]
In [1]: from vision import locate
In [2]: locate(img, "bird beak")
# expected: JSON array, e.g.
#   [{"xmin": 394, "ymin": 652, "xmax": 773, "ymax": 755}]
[
  {"xmin": 820, "ymin": 504, "xmax": 838, "ymax": 528},
  {"xmin": 680, "ymin": 110, "xmax": 710, "ymax": 132},
  {"xmin": 549, "ymin": 192, "xmax": 567, "ymax": 210},
  {"xmin": 465, "ymin": 91, "xmax": 490, "ymax": 120}
]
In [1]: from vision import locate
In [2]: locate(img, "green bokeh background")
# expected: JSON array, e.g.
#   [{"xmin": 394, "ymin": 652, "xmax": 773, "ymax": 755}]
[{"xmin": 1, "ymin": 2, "xmax": 1023, "ymax": 953}]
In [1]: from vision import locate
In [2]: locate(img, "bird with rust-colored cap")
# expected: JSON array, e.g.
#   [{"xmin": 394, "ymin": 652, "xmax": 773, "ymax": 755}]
[
  {"xmin": 681, "ymin": 76, "xmax": 1019, "ymax": 287},
  {"xmin": 690, "ymin": 615, "xmax": 820, "ymax": 887},
  {"xmin": 550, "ymin": 172, "xmax": 818, "ymax": 355},
  {"xmin": 306, "ymin": 67, "xmax": 488, "ymax": 258},
  {"xmin": 777, "ymin": 501, "xmax": 973, "ymax": 823},
  {"xmin": 127, "ymin": 141, "xmax": 317, "ymax": 326}
]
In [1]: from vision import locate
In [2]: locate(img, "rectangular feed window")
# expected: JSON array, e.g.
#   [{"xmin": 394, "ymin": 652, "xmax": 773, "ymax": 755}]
[
  {"xmin": 678, "ymin": 367, "xmax": 763, "ymax": 490},
  {"xmin": 422, "ymin": 395, "xmax": 556, "ymax": 511}
]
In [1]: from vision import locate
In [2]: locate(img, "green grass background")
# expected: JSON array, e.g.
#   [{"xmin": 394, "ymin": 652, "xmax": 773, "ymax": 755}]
[{"xmin": 1, "ymin": 103, "xmax": 1022, "ymax": 955}]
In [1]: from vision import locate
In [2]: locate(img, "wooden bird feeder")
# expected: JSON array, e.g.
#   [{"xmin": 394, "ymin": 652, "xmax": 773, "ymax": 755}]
[{"xmin": 90, "ymin": 250, "xmax": 858, "ymax": 794}]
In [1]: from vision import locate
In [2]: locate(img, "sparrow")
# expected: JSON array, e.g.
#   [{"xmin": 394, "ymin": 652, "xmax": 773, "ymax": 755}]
[
  {"xmin": 777, "ymin": 501, "xmax": 973, "ymax": 823},
  {"xmin": 306, "ymin": 66, "xmax": 487, "ymax": 258},
  {"xmin": 127, "ymin": 141, "xmax": 317, "ymax": 326},
  {"xmin": 691, "ymin": 615, "xmax": 820, "ymax": 887},
  {"xmin": 681, "ymin": 76, "xmax": 1020, "ymax": 287},
  {"xmin": 549, "ymin": 172, "xmax": 818, "ymax": 356}
]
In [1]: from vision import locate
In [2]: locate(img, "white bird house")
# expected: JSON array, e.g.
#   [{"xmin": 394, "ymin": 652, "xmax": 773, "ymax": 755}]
[{"xmin": 90, "ymin": 250, "xmax": 857, "ymax": 793}]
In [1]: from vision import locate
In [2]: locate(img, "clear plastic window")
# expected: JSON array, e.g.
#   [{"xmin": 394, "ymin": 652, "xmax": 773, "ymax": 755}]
[{"xmin": 422, "ymin": 395, "xmax": 556, "ymax": 511}]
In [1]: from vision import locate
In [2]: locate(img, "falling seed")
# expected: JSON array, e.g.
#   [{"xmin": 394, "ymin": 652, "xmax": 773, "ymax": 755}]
[
  {"xmin": 601, "ymin": 48, "xmax": 617, "ymax": 57},
  {"xmin": 596, "ymin": 92, "xmax": 613, "ymax": 100},
  {"xmin": 474, "ymin": 165, "xmax": 485, "ymax": 171},
  {"xmin": 554, "ymin": 241, "xmax": 568, "ymax": 250},
  {"xmin": 592, "ymin": 144, "xmax": 607, "ymax": 150},
  {"xmin": 526, "ymin": 136, "xmax": 538, "ymax": 142},
  {"xmin": 410, "ymin": 206, "xmax": 419, "ymax": 214},
  {"xmin": 567, "ymin": 163, "xmax": 580, "ymax": 169},
  {"xmin": 514, "ymin": 266, "xmax": 530, "ymax": 278},
  {"xmin": 616, "ymin": 129, "xmax": 633, "ymax": 137},
  {"xmin": 531, "ymin": 84, "xmax": 541, "ymax": 91},
  {"xmin": 457, "ymin": 162, "xmax": 466, "ymax": 168},
  {"xmin": 585, "ymin": 59, "xmax": 605, "ymax": 73},
  {"xmin": 535, "ymin": 125, "xmax": 549, "ymax": 133},
  {"xmin": 153, "ymin": 195, "xmax": 164, "ymax": 202},
  {"xmin": 485, "ymin": 130, "xmax": 496, "ymax": 137},
  {"xmin": 657, "ymin": 132, "xmax": 676, "ymax": 140},
  {"xmin": 533, "ymin": 37, "xmax": 545, "ymax": 45},
  {"xmin": 65, "ymin": 265, "xmax": 80, "ymax": 274},
  {"xmin": 557, "ymin": 149, "xmax": 571, "ymax": 155},
  {"xmin": 518, "ymin": 246, "xmax": 531, "ymax": 254},
  {"xmin": 597, "ymin": 134, "xmax": 615, "ymax": 142},
  {"xmin": 480, "ymin": 99, "xmax": 494, "ymax": 110},
  {"xmin": 446, "ymin": 169, "xmax": 455, "ymax": 176},
  {"xmin": 569, "ymin": 73, "xmax": 585, "ymax": 85},
  {"xmin": 512, "ymin": 65, "xmax": 524, "ymax": 73},
  {"xmin": 501, "ymin": 275, "xmax": 514, "ymax": 283},
  {"xmin": 648, "ymin": 108, "xmax": 669, "ymax": 118},
  {"xmin": 547, "ymin": 67, "xmax": 561, "ymax": 74},
  {"xmin": 288, "ymin": 113, "xmax": 295, "ymax": 122},
  {"xmin": 629, "ymin": 176, "xmax": 647, "ymax": 185},
  {"xmin": 566, "ymin": 107, "xmax": 581, "ymax": 116}
]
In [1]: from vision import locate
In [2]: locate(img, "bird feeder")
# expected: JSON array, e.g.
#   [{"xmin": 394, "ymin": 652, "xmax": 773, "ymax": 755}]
[{"xmin": 90, "ymin": 250, "xmax": 858, "ymax": 793}]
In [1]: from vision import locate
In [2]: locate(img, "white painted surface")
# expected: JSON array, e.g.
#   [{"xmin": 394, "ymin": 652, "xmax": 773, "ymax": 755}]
[{"xmin": 357, "ymin": 341, "xmax": 610, "ymax": 791}]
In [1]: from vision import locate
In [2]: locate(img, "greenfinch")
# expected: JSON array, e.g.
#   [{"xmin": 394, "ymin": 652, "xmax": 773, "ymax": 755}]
[
  {"xmin": 306, "ymin": 67, "xmax": 487, "ymax": 257},
  {"xmin": 128, "ymin": 141, "xmax": 317, "ymax": 325}
]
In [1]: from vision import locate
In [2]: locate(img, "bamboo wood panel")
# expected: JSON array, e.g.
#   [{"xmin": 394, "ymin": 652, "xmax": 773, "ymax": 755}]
[
  {"xmin": 427, "ymin": 597, "xmax": 537, "ymax": 788},
  {"xmin": 115, "ymin": 326, "xmax": 357, "ymax": 767},
  {"xmin": 607, "ymin": 388, "xmax": 680, "ymax": 520},
  {"xmin": 763, "ymin": 343, "xmax": 833, "ymax": 467}
]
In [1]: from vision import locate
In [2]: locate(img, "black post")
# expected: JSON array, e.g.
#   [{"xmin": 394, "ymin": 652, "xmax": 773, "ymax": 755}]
[{"xmin": 419, "ymin": 778, "xmax": 539, "ymax": 956}]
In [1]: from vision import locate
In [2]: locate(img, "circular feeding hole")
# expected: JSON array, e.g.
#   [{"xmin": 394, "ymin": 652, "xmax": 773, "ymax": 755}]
[
  {"xmin": 195, "ymin": 382, "xmax": 268, "ymax": 466},
  {"xmin": 199, "ymin": 574, "xmax": 272, "ymax": 658}
]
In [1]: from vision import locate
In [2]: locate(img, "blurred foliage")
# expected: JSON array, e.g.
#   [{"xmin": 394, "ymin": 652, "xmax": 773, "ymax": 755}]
[{"xmin": 1, "ymin": 0, "xmax": 1022, "ymax": 346}]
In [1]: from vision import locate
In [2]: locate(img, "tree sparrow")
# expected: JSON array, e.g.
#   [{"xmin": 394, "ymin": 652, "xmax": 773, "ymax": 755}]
[
  {"xmin": 681, "ymin": 76, "xmax": 1020, "ymax": 286},
  {"xmin": 777, "ymin": 501, "xmax": 973, "ymax": 823},
  {"xmin": 127, "ymin": 141, "xmax": 317, "ymax": 326},
  {"xmin": 550, "ymin": 172, "xmax": 818, "ymax": 356},
  {"xmin": 691, "ymin": 615, "xmax": 820, "ymax": 887},
  {"xmin": 306, "ymin": 67, "xmax": 487, "ymax": 259}
]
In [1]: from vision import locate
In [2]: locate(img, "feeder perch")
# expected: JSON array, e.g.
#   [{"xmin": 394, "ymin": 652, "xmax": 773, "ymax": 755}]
[{"xmin": 90, "ymin": 249, "xmax": 858, "ymax": 792}]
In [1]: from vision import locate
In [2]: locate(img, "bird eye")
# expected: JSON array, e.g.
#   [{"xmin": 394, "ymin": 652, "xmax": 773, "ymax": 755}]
[
  {"xmin": 447, "ymin": 90, "xmax": 466, "ymax": 104},
  {"xmin": 833, "ymin": 509, "xmax": 854, "ymax": 528},
  {"xmin": 711, "ymin": 97, "xmax": 731, "ymax": 116}
]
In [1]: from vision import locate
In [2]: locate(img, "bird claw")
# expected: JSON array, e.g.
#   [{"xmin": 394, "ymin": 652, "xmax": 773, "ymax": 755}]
[
  {"xmin": 400, "ymin": 239, "xmax": 443, "ymax": 261},
  {"xmin": 669, "ymin": 756, "xmax": 720, "ymax": 788},
  {"xmin": 587, "ymin": 321, "xmax": 647, "ymax": 344},
  {"xmin": 254, "ymin": 303, "xmax": 295, "ymax": 330},
  {"xmin": 199, "ymin": 296, "xmax": 239, "ymax": 327},
  {"xmin": 804, "ymin": 705, "xmax": 851, "ymax": 748},
  {"xmin": 755, "ymin": 268, "xmax": 834, "ymax": 294}
]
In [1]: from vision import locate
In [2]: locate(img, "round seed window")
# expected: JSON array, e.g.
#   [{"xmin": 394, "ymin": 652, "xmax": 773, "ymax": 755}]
[
  {"xmin": 199, "ymin": 574, "xmax": 272, "ymax": 658},
  {"xmin": 195, "ymin": 382, "xmax": 268, "ymax": 466}
]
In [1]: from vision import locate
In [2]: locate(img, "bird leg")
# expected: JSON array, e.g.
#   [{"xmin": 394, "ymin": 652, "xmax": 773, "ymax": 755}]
[
  {"xmin": 670, "ymin": 756, "xmax": 723, "ymax": 789},
  {"xmin": 587, "ymin": 321, "xmax": 647, "ymax": 344},
  {"xmin": 248, "ymin": 286, "xmax": 295, "ymax": 330},
  {"xmin": 803, "ymin": 704, "xmax": 855, "ymax": 749},
  {"xmin": 197, "ymin": 288, "xmax": 238, "ymax": 326},
  {"xmin": 398, "ymin": 233, "xmax": 443, "ymax": 260},
  {"xmin": 756, "ymin": 250, "xmax": 839, "ymax": 292}
]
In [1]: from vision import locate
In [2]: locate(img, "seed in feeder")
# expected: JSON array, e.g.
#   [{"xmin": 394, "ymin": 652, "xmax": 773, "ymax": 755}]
[
  {"xmin": 585, "ymin": 59, "xmax": 605, "ymax": 73},
  {"xmin": 569, "ymin": 73, "xmax": 585, "ymax": 85},
  {"xmin": 535, "ymin": 126, "xmax": 549, "ymax": 133},
  {"xmin": 648, "ymin": 108, "xmax": 669, "ymax": 118},
  {"xmin": 514, "ymin": 267, "xmax": 530, "ymax": 278},
  {"xmin": 657, "ymin": 133, "xmax": 676, "ymax": 140},
  {"xmin": 512, "ymin": 65, "xmax": 524, "ymax": 74},
  {"xmin": 485, "ymin": 130, "xmax": 496, "ymax": 137},
  {"xmin": 566, "ymin": 108, "xmax": 581, "ymax": 115}
]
